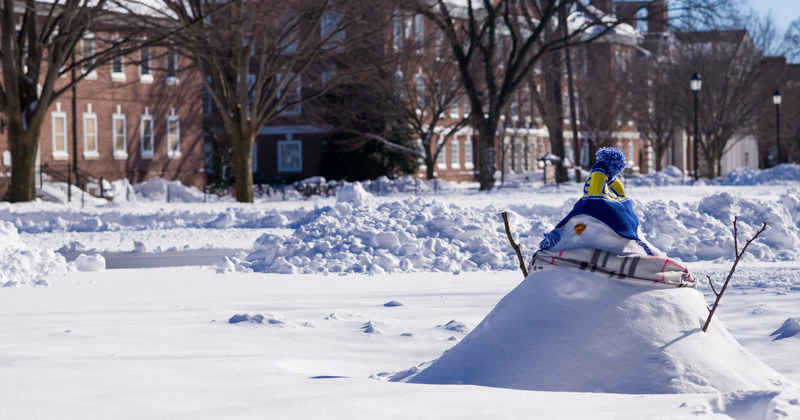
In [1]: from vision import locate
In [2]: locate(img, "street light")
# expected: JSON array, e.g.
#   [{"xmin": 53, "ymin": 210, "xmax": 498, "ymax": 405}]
[
  {"xmin": 773, "ymin": 89, "xmax": 782, "ymax": 165},
  {"xmin": 690, "ymin": 72, "xmax": 702, "ymax": 181}
]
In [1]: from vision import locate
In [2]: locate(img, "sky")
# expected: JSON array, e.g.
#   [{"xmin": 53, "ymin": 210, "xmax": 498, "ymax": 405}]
[{"xmin": 746, "ymin": 0, "xmax": 800, "ymax": 33}]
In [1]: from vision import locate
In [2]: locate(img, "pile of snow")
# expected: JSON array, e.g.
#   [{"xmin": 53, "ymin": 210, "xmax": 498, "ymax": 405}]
[
  {"xmin": 626, "ymin": 166, "xmax": 688, "ymax": 187},
  {"xmin": 717, "ymin": 164, "xmax": 800, "ymax": 185},
  {"xmin": 401, "ymin": 268, "xmax": 799, "ymax": 404},
  {"xmin": 135, "ymin": 178, "xmax": 208, "ymax": 203},
  {"xmin": 0, "ymin": 221, "xmax": 70, "ymax": 287},
  {"xmin": 243, "ymin": 197, "xmax": 516, "ymax": 274},
  {"xmin": 640, "ymin": 191, "xmax": 800, "ymax": 261},
  {"xmin": 232, "ymin": 187, "xmax": 800, "ymax": 275},
  {"xmin": 74, "ymin": 253, "xmax": 106, "ymax": 272}
]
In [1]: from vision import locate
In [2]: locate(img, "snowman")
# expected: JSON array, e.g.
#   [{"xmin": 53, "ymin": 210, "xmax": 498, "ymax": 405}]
[{"xmin": 531, "ymin": 147, "xmax": 694, "ymax": 287}]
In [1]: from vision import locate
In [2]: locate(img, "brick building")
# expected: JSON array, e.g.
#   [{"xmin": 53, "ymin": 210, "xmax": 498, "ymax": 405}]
[{"xmin": 1, "ymin": 31, "xmax": 203, "ymax": 200}]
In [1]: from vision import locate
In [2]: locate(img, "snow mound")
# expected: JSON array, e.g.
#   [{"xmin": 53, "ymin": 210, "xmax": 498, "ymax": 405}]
[
  {"xmin": 135, "ymin": 177, "xmax": 206, "ymax": 202},
  {"xmin": 74, "ymin": 253, "xmax": 106, "ymax": 272},
  {"xmin": 244, "ymin": 198, "xmax": 514, "ymax": 274},
  {"xmin": 717, "ymin": 164, "xmax": 800, "ymax": 185},
  {"xmin": 640, "ymin": 191, "xmax": 800, "ymax": 262},
  {"xmin": 626, "ymin": 166, "xmax": 687, "ymax": 187},
  {"xmin": 336, "ymin": 182, "xmax": 373, "ymax": 208},
  {"xmin": 771, "ymin": 318, "xmax": 800, "ymax": 341},
  {"xmin": 403, "ymin": 268, "xmax": 799, "ymax": 395},
  {"xmin": 228, "ymin": 313, "xmax": 287, "ymax": 326},
  {"xmin": 0, "ymin": 221, "xmax": 71, "ymax": 287}
]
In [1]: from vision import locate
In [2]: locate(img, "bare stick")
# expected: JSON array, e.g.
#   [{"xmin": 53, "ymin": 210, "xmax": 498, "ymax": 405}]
[
  {"xmin": 501, "ymin": 212, "xmax": 529, "ymax": 278},
  {"xmin": 703, "ymin": 217, "xmax": 767, "ymax": 332}
]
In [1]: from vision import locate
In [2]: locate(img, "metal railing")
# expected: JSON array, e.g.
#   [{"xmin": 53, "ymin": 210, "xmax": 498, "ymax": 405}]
[{"xmin": 39, "ymin": 163, "xmax": 108, "ymax": 202}]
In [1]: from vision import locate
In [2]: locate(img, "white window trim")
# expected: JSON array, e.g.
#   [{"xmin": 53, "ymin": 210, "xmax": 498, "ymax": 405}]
[
  {"xmin": 437, "ymin": 146, "xmax": 447, "ymax": 169},
  {"xmin": 140, "ymin": 114, "xmax": 154, "ymax": 158},
  {"xmin": 111, "ymin": 51, "xmax": 126, "ymax": 82},
  {"xmin": 139, "ymin": 45, "xmax": 153, "ymax": 84},
  {"xmin": 278, "ymin": 139, "xmax": 302, "ymax": 173},
  {"xmin": 82, "ymin": 112, "xmax": 99, "ymax": 159},
  {"xmin": 451, "ymin": 140, "xmax": 460, "ymax": 169},
  {"xmin": 113, "ymin": 113, "xmax": 128, "ymax": 160},
  {"xmin": 464, "ymin": 138, "xmax": 474, "ymax": 170},
  {"xmin": 166, "ymin": 47, "xmax": 179, "ymax": 85},
  {"xmin": 51, "ymin": 111, "xmax": 69, "ymax": 160},
  {"xmin": 82, "ymin": 35, "xmax": 97, "ymax": 80},
  {"xmin": 167, "ymin": 116, "xmax": 181, "ymax": 159}
]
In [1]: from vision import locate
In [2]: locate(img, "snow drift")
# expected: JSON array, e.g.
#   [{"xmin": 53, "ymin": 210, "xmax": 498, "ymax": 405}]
[
  {"xmin": 0, "ymin": 221, "xmax": 70, "ymax": 287},
  {"xmin": 403, "ymin": 268, "xmax": 799, "ymax": 399}
]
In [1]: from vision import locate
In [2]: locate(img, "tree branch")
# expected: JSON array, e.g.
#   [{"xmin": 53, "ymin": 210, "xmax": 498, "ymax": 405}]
[
  {"xmin": 703, "ymin": 217, "xmax": 767, "ymax": 332},
  {"xmin": 501, "ymin": 211, "xmax": 528, "ymax": 278}
]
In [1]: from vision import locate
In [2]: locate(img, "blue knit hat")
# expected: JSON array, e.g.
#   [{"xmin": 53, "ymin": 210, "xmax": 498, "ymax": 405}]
[{"xmin": 540, "ymin": 147, "xmax": 641, "ymax": 249}]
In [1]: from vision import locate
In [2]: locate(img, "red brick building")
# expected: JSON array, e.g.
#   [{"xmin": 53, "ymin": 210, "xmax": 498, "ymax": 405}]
[{"xmin": 1, "ymin": 36, "xmax": 203, "ymax": 199}]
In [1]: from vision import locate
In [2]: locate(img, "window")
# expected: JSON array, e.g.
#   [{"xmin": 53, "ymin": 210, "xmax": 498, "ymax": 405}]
[
  {"xmin": 278, "ymin": 73, "xmax": 301, "ymax": 116},
  {"xmin": 392, "ymin": 11, "xmax": 404, "ymax": 50},
  {"xmin": 166, "ymin": 47, "xmax": 178, "ymax": 84},
  {"xmin": 449, "ymin": 82, "xmax": 460, "ymax": 118},
  {"xmin": 139, "ymin": 45, "xmax": 152, "ymax": 83},
  {"xmin": 395, "ymin": 69, "xmax": 404, "ymax": 100},
  {"xmin": 451, "ymin": 140, "xmax": 460, "ymax": 169},
  {"xmin": 248, "ymin": 73, "xmax": 256, "ymax": 111},
  {"xmin": 435, "ymin": 27, "xmax": 445, "ymax": 60},
  {"xmin": 510, "ymin": 91, "xmax": 519, "ymax": 120},
  {"xmin": 83, "ymin": 111, "xmax": 98, "ymax": 159},
  {"xmin": 415, "ymin": 73, "xmax": 425, "ymax": 109},
  {"xmin": 437, "ymin": 145, "xmax": 447, "ymax": 169},
  {"xmin": 140, "ymin": 114, "xmax": 154, "ymax": 158},
  {"xmin": 82, "ymin": 35, "xmax": 96, "ymax": 78},
  {"xmin": 202, "ymin": 77, "xmax": 213, "ymax": 117},
  {"xmin": 167, "ymin": 115, "xmax": 180, "ymax": 158},
  {"xmin": 414, "ymin": 14, "xmax": 424, "ymax": 52},
  {"xmin": 636, "ymin": 8, "xmax": 649, "ymax": 33},
  {"xmin": 111, "ymin": 44, "xmax": 125, "ymax": 82},
  {"xmin": 113, "ymin": 113, "xmax": 127, "ymax": 159},
  {"xmin": 321, "ymin": 11, "xmax": 344, "ymax": 48},
  {"xmin": 464, "ymin": 137, "xmax": 474, "ymax": 169},
  {"xmin": 278, "ymin": 138, "xmax": 302, "ymax": 172},
  {"xmin": 463, "ymin": 94, "xmax": 471, "ymax": 117},
  {"xmin": 52, "ymin": 111, "xmax": 68, "ymax": 159}
]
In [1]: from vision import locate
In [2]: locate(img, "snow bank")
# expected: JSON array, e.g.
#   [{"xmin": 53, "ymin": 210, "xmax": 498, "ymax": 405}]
[
  {"xmin": 239, "ymin": 188, "xmax": 800, "ymax": 275},
  {"xmin": 717, "ymin": 164, "xmax": 800, "ymax": 185},
  {"xmin": 403, "ymin": 267, "xmax": 800, "ymax": 400},
  {"xmin": 0, "ymin": 221, "xmax": 70, "ymax": 287},
  {"xmin": 135, "ymin": 177, "xmax": 207, "ymax": 202},
  {"xmin": 626, "ymin": 166, "xmax": 688, "ymax": 187},
  {"xmin": 243, "ymin": 197, "xmax": 514, "ymax": 274},
  {"xmin": 640, "ymin": 191, "xmax": 800, "ymax": 261}
]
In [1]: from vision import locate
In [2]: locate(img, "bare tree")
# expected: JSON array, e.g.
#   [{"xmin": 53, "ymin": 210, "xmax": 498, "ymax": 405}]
[
  {"xmin": 675, "ymin": 30, "xmax": 764, "ymax": 178},
  {"xmin": 0, "ymin": 0, "xmax": 156, "ymax": 202},
  {"xmin": 157, "ymin": 0, "xmax": 371, "ymax": 202},
  {"xmin": 401, "ymin": 0, "xmax": 630, "ymax": 190}
]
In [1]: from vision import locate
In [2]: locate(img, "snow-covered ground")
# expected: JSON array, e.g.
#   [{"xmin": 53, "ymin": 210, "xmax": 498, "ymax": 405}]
[{"xmin": 1, "ymin": 165, "xmax": 800, "ymax": 419}]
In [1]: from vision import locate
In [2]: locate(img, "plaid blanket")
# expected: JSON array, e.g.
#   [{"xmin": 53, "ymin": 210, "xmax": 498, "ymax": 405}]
[{"xmin": 528, "ymin": 248, "xmax": 696, "ymax": 288}]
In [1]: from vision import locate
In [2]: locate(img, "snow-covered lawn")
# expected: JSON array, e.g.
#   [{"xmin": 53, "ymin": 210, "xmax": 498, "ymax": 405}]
[{"xmin": 1, "ymin": 167, "xmax": 800, "ymax": 419}]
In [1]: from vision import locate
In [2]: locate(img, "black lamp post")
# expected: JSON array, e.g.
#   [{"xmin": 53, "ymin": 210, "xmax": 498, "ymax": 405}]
[
  {"xmin": 690, "ymin": 72, "xmax": 702, "ymax": 181},
  {"xmin": 773, "ymin": 89, "xmax": 782, "ymax": 165}
]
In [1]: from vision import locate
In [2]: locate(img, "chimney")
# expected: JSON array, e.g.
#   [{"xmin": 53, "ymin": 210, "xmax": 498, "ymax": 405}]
[{"xmin": 591, "ymin": 0, "xmax": 614, "ymax": 14}]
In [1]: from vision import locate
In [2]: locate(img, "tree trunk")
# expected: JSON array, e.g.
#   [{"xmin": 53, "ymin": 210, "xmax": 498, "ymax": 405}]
[
  {"xmin": 8, "ymin": 113, "xmax": 42, "ymax": 203},
  {"xmin": 231, "ymin": 132, "xmax": 255, "ymax": 203},
  {"xmin": 474, "ymin": 120, "xmax": 496, "ymax": 191},
  {"xmin": 425, "ymin": 158, "xmax": 435, "ymax": 180}
]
